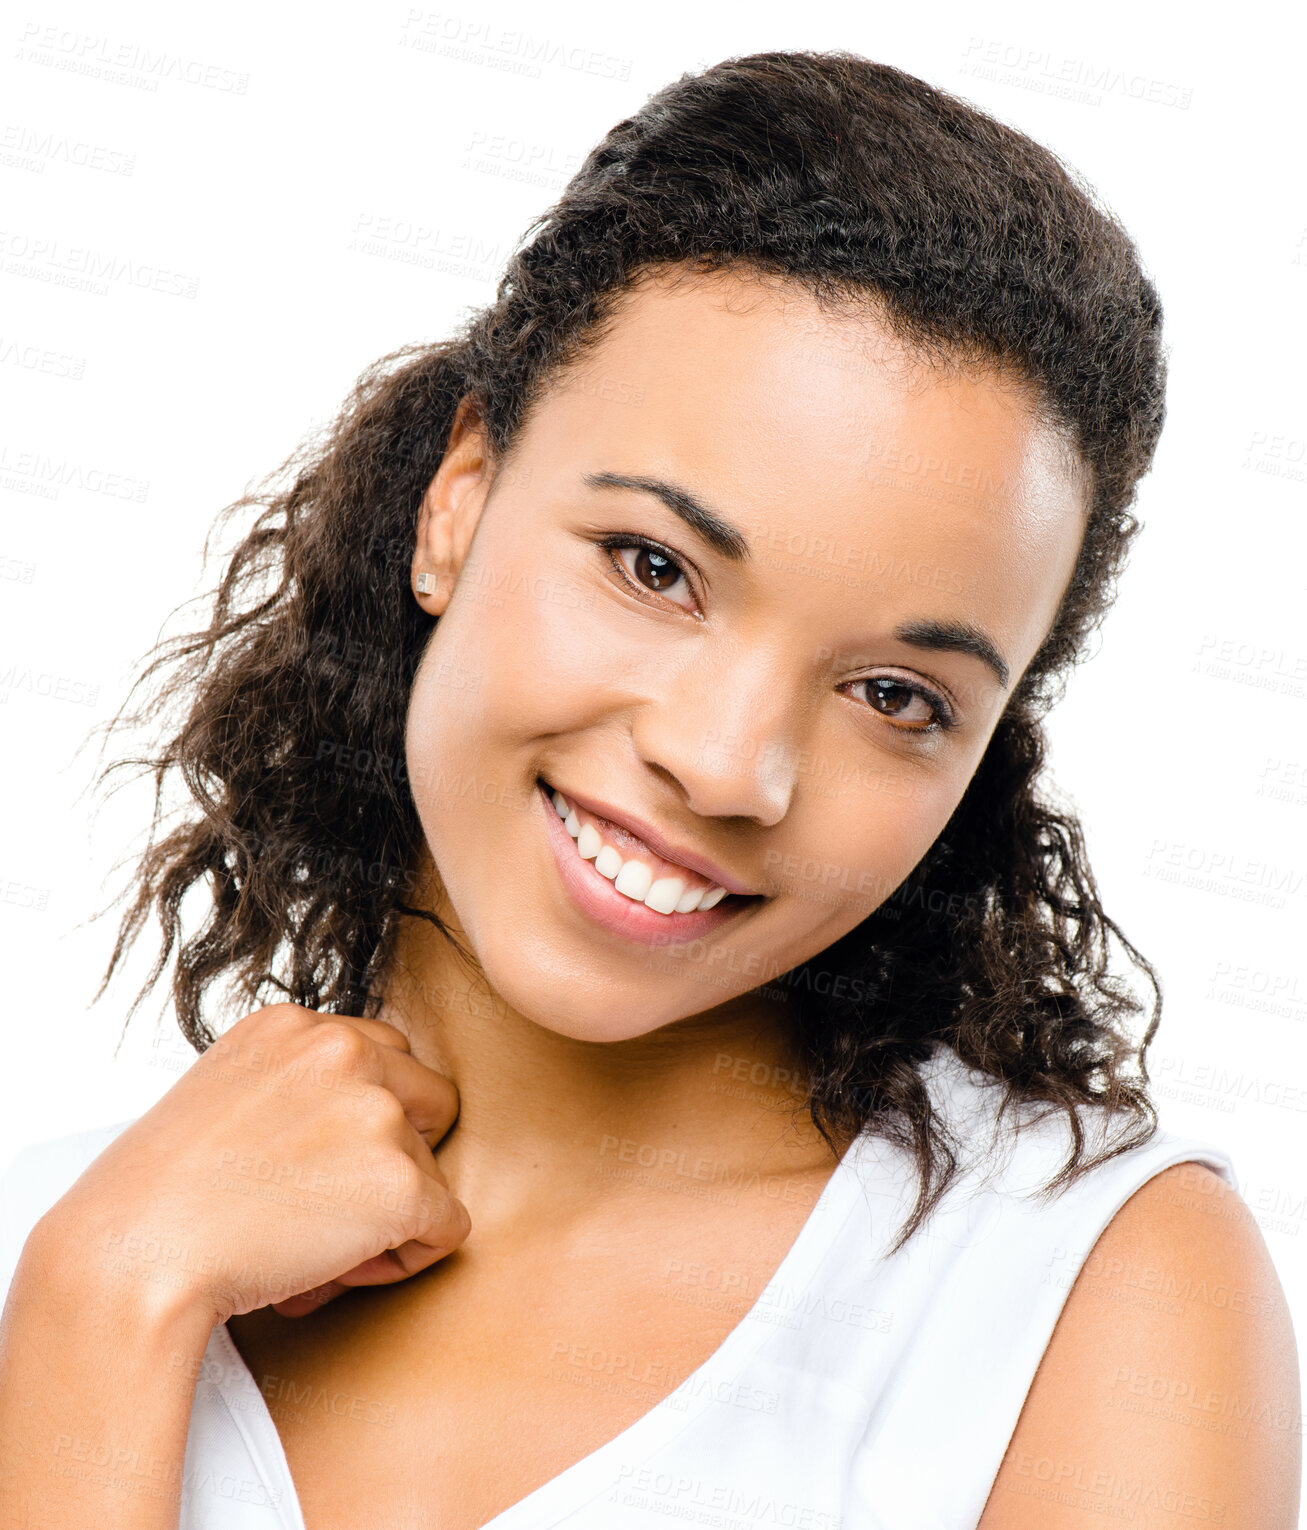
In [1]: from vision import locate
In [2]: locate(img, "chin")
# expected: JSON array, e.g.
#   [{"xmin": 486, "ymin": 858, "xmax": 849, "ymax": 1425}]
[{"xmin": 469, "ymin": 919, "xmax": 703, "ymax": 1043}]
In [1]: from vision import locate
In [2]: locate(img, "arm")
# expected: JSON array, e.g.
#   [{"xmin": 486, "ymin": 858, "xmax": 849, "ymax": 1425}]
[
  {"xmin": 0, "ymin": 1213, "xmax": 218, "ymax": 1530},
  {"xmin": 0, "ymin": 1005, "xmax": 470, "ymax": 1530},
  {"xmin": 977, "ymin": 1162, "xmax": 1302, "ymax": 1528}
]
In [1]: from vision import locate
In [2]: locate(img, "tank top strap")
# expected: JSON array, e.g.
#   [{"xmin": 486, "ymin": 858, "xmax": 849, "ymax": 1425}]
[
  {"xmin": 0, "ymin": 1118, "xmax": 137, "ymax": 1293},
  {"xmin": 844, "ymin": 1046, "xmax": 1238, "ymax": 1528}
]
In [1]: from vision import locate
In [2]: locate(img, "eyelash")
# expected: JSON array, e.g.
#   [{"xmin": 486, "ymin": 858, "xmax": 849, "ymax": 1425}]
[
  {"xmin": 596, "ymin": 532, "xmax": 701, "ymax": 610},
  {"xmin": 842, "ymin": 677, "xmax": 958, "ymax": 735},
  {"xmin": 593, "ymin": 533, "xmax": 959, "ymax": 736}
]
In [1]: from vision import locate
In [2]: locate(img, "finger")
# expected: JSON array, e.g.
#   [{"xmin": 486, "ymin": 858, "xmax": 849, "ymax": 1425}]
[
  {"xmin": 269, "ymin": 1167, "xmax": 472, "ymax": 1316},
  {"xmin": 333, "ymin": 1120, "xmax": 471, "ymax": 1287},
  {"xmin": 390, "ymin": 1116, "xmax": 475, "ymax": 1240},
  {"xmin": 326, "ymin": 1184, "xmax": 472, "ymax": 1294},
  {"xmin": 323, "ymin": 1015, "xmax": 414, "ymax": 1052},
  {"xmin": 269, "ymin": 1281, "xmax": 351, "ymax": 1318},
  {"xmin": 369, "ymin": 1045, "xmax": 461, "ymax": 1147},
  {"xmin": 324, "ymin": 1227, "xmax": 469, "ymax": 1291},
  {"xmin": 267, "ymin": 1212, "xmax": 467, "ymax": 1318},
  {"xmin": 319, "ymin": 1016, "xmax": 461, "ymax": 1145},
  {"xmin": 265, "ymin": 1105, "xmax": 467, "ymax": 1319}
]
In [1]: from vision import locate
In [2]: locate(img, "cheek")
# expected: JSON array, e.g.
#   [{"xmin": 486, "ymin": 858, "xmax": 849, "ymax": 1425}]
[
  {"xmin": 779, "ymin": 763, "xmax": 967, "ymax": 926},
  {"xmin": 402, "ymin": 556, "xmax": 615, "ymax": 815}
]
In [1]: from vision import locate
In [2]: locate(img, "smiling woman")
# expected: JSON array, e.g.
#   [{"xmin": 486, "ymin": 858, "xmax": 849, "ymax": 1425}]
[
  {"xmin": 395, "ymin": 275, "xmax": 1089, "ymax": 1075},
  {"xmin": 0, "ymin": 46, "xmax": 1298, "ymax": 1530}
]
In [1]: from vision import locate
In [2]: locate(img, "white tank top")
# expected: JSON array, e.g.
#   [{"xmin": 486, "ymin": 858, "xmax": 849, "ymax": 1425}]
[{"xmin": 0, "ymin": 1043, "xmax": 1238, "ymax": 1529}]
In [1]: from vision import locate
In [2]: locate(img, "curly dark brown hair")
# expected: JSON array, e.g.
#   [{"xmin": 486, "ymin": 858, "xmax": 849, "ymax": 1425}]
[{"xmin": 91, "ymin": 49, "xmax": 1170, "ymax": 1251}]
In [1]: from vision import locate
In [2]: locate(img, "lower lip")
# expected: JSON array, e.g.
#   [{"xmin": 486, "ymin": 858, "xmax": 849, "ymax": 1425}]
[{"xmin": 536, "ymin": 780, "xmax": 755, "ymax": 947}]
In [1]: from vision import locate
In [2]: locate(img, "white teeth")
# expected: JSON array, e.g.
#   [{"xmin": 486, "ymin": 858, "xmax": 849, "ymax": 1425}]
[
  {"xmin": 613, "ymin": 860, "xmax": 654, "ymax": 902},
  {"xmin": 594, "ymin": 845, "xmax": 623, "ymax": 880},
  {"xmin": 644, "ymin": 876, "xmax": 685, "ymax": 915},
  {"xmin": 548, "ymin": 783, "xmax": 735, "ymax": 916}
]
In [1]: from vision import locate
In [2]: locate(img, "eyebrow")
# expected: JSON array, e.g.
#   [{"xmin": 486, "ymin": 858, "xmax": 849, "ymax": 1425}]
[
  {"xmin": 582, "ymin": 469, "xmax": 1011, "ymax": 690},
  {"xmin": 583, "ymin": 470, "xmax": 752, "ymax": 561},
  {"xmin": 891, "ymin": 619, "xmax": 1010, "ymax": 690}
]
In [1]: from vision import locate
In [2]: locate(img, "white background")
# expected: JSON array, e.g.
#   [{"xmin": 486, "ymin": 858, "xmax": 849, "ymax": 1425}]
[{"xmin": 2, "ymin": 0, "xmax": 1304, "ymax": 1440}]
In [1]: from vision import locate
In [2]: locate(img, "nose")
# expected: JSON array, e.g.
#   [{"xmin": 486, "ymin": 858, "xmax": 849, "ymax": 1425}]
[{"xmin": 630, "ymin": 645, "xmax": 802, "ymax": 826}]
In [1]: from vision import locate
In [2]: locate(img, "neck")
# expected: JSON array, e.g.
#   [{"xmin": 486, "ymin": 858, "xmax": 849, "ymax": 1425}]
[{"xmin": 372, "ymin": 877, "xmax": 843, "ymax": 1231}]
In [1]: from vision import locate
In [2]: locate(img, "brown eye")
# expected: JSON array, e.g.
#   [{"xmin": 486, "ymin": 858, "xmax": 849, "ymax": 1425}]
[
  {"xmin": 606, "ymin": 540, "xmax": 698, "ymax": 612},
  {"xmin": 631, "ymin": 546, "xmax": 679, "ymax": 590},
  {"xmin": 848, "ymin": 677, "xmax": 953, "ymax": 733}
]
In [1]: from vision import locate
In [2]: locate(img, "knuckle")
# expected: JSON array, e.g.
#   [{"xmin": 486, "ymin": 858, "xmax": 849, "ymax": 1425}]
[
  {"xmin": 415, "ymin": 1191, "xmax": 460, "ymax": 1242},
  {"xmin": 307, "ymin": 1020, "xmax": 371, "ymax": 1072},
  {"xmin": 360, "ymin": 1151, "xmax": 421, "ymax": 1231},
  {"xmin": 357, "ymin": 1084, "xmax": 409, "ymax": 1135},
  {"xmin": 396, "ymin": 1161, "xmax": 433, "ymax": 1218},
  {"xmin": 418, "ymin": 1182, "xmax": 465, "ymax": 1237},
  {"xmin": 370, "ymin": 1019, "xmax": 412, "ymax": 1052},
  {"xmin": 216, "ymin": 1003, "xmax": 313, "ymax": 1058},
  {"xmin": 251, "ymin": 1002, "xmax": 313, "ymax": 1032}
]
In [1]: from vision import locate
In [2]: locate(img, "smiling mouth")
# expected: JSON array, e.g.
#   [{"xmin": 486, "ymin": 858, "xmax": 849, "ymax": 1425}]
[{"xmin": 538, "ymin": 777, "xmax": 759, "ymax": 919}]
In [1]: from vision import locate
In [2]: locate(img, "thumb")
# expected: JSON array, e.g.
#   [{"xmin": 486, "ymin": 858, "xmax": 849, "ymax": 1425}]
[
  {"xmin": 265, "ymin": 1218, "xmax": 471, "ymax": 1317},
  {"xmin": 268, "ymin": 1280, "xmax": 353, "ymax": 1318}
]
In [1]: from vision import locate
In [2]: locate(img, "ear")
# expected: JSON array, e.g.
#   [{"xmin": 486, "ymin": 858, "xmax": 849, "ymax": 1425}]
[{"xmin": 411, "ymin": 395, "xmax": 495, "ymax": 617}]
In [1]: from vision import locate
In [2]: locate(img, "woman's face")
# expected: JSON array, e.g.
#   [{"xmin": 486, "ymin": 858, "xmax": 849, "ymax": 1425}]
[{"xmin": 405, "ymin": 268, "xmax": 1087, "ymax": 1043}]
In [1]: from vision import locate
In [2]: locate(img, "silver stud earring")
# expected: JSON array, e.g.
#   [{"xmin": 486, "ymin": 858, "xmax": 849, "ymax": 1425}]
[{"xmin": 415, "ymin": 572, "xmax": 436, "ymax": 595}]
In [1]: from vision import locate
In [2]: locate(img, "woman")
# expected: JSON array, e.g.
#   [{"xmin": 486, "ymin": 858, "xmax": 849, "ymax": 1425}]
[{"xmin": 0, "ymin": 48, "xmax": 1298, "ymax": 1530}]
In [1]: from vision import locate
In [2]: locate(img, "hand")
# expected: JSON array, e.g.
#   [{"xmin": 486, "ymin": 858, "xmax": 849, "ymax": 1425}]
[{"xmin": 35, "ymin": 1004, "xmax": 469, "ymax": 1324}]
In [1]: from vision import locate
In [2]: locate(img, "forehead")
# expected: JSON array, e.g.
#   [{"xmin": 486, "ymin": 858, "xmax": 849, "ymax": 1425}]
[{"xmin": 518, "ymin": 268, "xmax": 1089, "ymax": 677}]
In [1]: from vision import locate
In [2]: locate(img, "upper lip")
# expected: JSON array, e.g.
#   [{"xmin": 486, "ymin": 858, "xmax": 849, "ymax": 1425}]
[{"xmin": 543, "ymin": 779, "xmax": 760, "ymax": 898}]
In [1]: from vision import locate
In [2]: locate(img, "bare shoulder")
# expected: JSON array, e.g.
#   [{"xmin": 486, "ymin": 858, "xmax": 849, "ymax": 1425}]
[{"xmin": 976, "ymin": 1160, "xmax": 1302, "ymax": 1529}]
